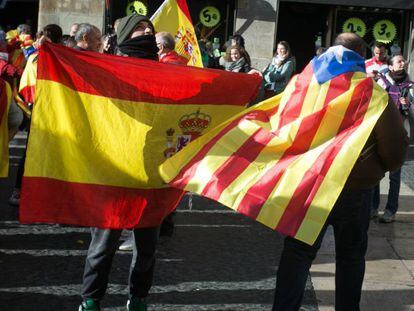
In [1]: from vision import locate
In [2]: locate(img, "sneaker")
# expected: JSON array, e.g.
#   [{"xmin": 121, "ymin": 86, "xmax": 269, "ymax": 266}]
[
  {"xmin": 79, "ymin": 299, "xmax": 100, "ymax": 311},
  {"xmin": 126, "ymin": 296, "xmax": 147, "ymax": 311},
  {"xmin": 8, "ymin": 188, "xmax": 21, "ymax": 206},
  {"xmin": 119, "ymin": 236, "xmax": 133, "ymax": 251},
  {"xmin": 370, "ymin": 208, "xmax": 379, "ymax": 219},
  {"xmin": 379, "ymin": 209, "xmax": 395, "ymax": 223}
]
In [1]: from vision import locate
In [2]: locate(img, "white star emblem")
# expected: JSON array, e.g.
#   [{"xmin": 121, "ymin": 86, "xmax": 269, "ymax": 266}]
[{"xmin": 318, "ymin": 45, "xmax": 353, "ymax": 64}]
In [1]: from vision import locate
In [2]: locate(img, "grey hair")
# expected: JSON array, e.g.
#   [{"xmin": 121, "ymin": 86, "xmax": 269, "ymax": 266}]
[
  {"xmin": 74, "ymin": 23, "xmax": 98, "ymax": 42},
  {"xmin": 17, "ymin": 24, "xmax": 31, "ymax": 34},
  {"xmin": 157, "ymin": 32, "xmax": 176, "ymax": 51}
]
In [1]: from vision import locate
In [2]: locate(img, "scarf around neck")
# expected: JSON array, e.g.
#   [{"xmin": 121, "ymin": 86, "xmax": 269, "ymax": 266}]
[
  {"xmin": 389, "ymin": 70, "xmax": 408, "ymax": 83},
  {"xmin": 117, "ymin": 35, "xmax": 158, "ymax": 60},
  {"xmin": 227, "ymin": 57, "xmax": 248, "ymax": 72}
]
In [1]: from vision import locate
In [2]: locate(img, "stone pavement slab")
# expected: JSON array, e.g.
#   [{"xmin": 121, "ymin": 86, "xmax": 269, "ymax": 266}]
[{"xmin": 310, "ymin": 160, "xmax": 414, "ymax": 311}]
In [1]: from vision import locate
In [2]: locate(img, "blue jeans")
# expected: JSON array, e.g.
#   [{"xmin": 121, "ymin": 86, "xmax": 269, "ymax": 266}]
[
  {"xmin": 81, "ymin": 227, "xmax": 159, "ymax": 300},
  {"xmin": 272, "ymin": 188, "xmax": 372, "ymax": 311},
  {"xmin": 372, "ymin": 169, "xmax": 401, "ymax": 214}
]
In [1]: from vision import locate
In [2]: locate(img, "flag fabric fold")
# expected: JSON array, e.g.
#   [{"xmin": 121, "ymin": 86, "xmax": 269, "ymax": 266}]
[
  {"xmin": 151, "ymin": 0, "xmax": 203, "ymax": 67},
  {"xmin": 19, "ymin": 43, "xmax": 261, "ymax": 228},
  {"xmin": 19, "ymin": 52, "xmax": 38, "ymax": 105},
  {"xmin": 0, "ymin": 79, "xmax": 11, "ymax": 177},
  {"xmin": 160, "ymin": 46, "xmax": 389, "ymax": 245}
]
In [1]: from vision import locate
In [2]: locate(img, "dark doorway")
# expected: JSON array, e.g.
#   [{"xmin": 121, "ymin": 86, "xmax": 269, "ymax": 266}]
[
  {"xmin": 109, "ymin": 0, "xmax": 235, "ymax": 44},
  {"xmin": 277, "ymin": 2, "xmax": 331, "ymax": 72},
  {"xmin": 0, "ymin": 0, "xmax": 39, "ymax": 34}
]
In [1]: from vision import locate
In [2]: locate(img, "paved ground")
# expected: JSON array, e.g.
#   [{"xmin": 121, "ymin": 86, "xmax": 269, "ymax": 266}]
[
  {"xmin": 311, "ymin": 160, "xmax": 414, "ymax": 311},
  {"xmin": 1, "ymin": 132, "xmax": 413, "ymax": 310},
  {"xmin": 0, "ymin": 132, "xmax": 318, "ymax": 311}
]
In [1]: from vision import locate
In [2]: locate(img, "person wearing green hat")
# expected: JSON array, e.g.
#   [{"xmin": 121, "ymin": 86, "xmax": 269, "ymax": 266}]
[
  {"xmin": 115, "ymin": 14, "xmax": 158, "ymax": 59},
  {"xmin": 78, "ymin": 14, "xmax": 159, "ymax": 311}
]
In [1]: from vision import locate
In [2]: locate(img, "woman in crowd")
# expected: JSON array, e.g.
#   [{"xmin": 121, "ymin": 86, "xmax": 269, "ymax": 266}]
[
  {"xmin": 262, "ymin": 40, "xmax": 296, "ymax": 99},
  {"xmin": 373, "ymin": 54, "xmax": 413, "ymax": 223},
  {"xmin": 221, "ymin": 44, "xmax": 251, "ymax": 73}
]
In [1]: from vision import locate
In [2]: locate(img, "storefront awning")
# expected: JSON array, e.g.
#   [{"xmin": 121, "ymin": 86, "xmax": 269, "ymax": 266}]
[{"xmin": 281, "ymin": 0, "xmax": 414, "ymax": 10}]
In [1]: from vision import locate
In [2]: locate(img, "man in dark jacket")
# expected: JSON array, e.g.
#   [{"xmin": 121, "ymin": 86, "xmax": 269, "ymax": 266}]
[
  {"xmin": 272, "ymin": 32, "xmax": 408, "ymax": 311},
  {"xmin": 78, "ymin": 15, "xmax": 159, "ymax": 311}
]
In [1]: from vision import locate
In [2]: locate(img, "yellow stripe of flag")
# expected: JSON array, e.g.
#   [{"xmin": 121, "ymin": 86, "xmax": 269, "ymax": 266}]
[
  {"xmin": 26, "ymin": 80, "xmax": 243, "ymax": 188},
  {"xmin": 295, "ymin": 81, "xmax": 388, "ymax": 243}
]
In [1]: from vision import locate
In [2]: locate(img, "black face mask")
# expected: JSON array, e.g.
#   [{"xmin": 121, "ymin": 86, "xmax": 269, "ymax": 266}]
[{"xmin": 117, "ymin": 35, "xmax": 158, "ymax": 60}]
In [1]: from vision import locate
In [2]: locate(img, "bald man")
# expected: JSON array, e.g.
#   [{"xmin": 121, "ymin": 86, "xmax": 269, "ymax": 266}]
[{"xmin": 272, "ymin": 32, "xmax": 408, "ymax": 311}]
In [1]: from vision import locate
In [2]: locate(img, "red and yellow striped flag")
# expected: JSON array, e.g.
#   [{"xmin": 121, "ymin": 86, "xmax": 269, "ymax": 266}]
[
  {"xmin": 0, "ymin": 79, "xmax": 12, "ymax": 177},
  {"xmin": 160, "ymin": 46, "xmax": 389, "ymax": 245},
  {"xmin": 151, "ymin": 0, "xmax": 203, "ymax": 67},
  {"xmin": 19, "ymin": 52, "xmax": 38, "ymax": 106},
  {"xmin": 19, "ymin": 43, "xmax": 261, "ymax": 228}
]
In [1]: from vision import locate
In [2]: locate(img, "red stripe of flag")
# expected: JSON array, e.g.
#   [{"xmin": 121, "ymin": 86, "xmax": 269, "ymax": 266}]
[
  {"xmin": 19, "ymin": 85, "xmax": 35, "ymax": 104},
  {"xmin": 236, "ymin": 73, "xmax": 354, "ymax": 218},
  {"xmin": 0, "ymin": 79, "xmax": 7, "ymax": 123},
  {"xmin": 39, "ymin": 43, "xmax": 261, "ymax": 106},
  {"xmin": 169, "ymin": 106, "xmax": 280, "ymax": 189},
  {"xmin": 176, "ymin": 0, "xmax": 193, "ymax": 22},
  {"xmin": 277, "ymin": 65, "xmax": 313, "ymax": 129},
  {"xmin": 200, "ymin": 128, "xmax": 275, "ymax": 200},
  {"xmin": 199, "ymin": 73, "xmax": 354, "ymax": 202},
  {"xmin": 20, "ymin": 177, "xmax": 184, "ymax": 228},
  {"xmin": 275, "ymin": 78, "xmax": 373, "ymax": 236}
]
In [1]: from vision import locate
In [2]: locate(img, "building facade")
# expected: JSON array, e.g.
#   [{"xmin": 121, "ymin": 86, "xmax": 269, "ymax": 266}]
[{"xmin": 1, "ymin": 0, "xmax": 414, "ymax": 75}]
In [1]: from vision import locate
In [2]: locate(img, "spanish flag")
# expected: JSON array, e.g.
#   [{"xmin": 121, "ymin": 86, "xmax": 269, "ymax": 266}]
[
  {"xmin": 0, "ymin": 79, "xmax": 12, "ymax": 177},
  {"xmin": 151, "ymin": 0, "xmax": 203, "ymax": 67},
  {"xmin": 19, "ymin": 42, "xmax": 261, "ymax": 228},
  {"xmin": 160, "ymin": 46, "xmax": 389, "ymax": 245}
]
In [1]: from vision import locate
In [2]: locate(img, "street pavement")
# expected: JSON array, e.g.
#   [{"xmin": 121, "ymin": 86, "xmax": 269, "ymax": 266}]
[
  {"xmin": 1, "ymin": 132, "xmax": 413, "ymax": 310},
  {"xmin": 0, "ymin": 132, "xmax": 318, "ymax": 310}
]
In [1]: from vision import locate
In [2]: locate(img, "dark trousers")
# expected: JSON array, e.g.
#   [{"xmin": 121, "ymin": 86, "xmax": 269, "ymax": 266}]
[
  {"xmin": 81, "ymin": 226, "xmax": 159, "ymax": 300},
  {"xmin": 272, "ymin": 188, "xmax": 372, "ymax": 311},
  {"xmin": 372, "ymin": 169, "xmax": 401, "ymax": 214}
]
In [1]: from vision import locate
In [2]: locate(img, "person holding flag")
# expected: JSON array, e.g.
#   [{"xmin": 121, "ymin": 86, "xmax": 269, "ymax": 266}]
[
  {"xmin": 159, "ymin": 32, "xmax": 408, "ymax": 310},
  {"xmin": 271, "ymin": 34, "xmax": 408, "ymax": 310},
  {"xmin": 78, "ymin": 14, "xmax": 160, "ymax": 311},
  {"xmin": 156, "ymin": 31, "xmax": 187, "ymax": 65},
  {"xmin": 0, "ymin": 78, "xmax": 23, "ymax": 178},
  {"xmin": 8, "ymin": 24, "xmax": 63, "ymax": 206},
  {"xmin": 151, "ymin": 0, "xmax": 203, "ymax": 67}
]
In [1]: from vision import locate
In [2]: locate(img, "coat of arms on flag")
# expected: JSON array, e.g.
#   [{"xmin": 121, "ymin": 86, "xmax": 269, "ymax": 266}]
[{"xmin": 19, "ymin": 42, "xmax": 261, "ymax": 229}]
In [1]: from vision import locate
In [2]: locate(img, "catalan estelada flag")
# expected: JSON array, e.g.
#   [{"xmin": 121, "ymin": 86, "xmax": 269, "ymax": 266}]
[
  {"xmin": 19, "ymin": 42, "xmax": 261, "ymax": 228},
  {"xmin": 160, "ymin": 46, "xmax": 389, "ymax": 245},
  {"xmin": 0, "ymin": 79, "xmax": 12, "ymax": 177},
  {"xmin": 151, "ymin": 0, "xmax": 203, "ymax": 67}
]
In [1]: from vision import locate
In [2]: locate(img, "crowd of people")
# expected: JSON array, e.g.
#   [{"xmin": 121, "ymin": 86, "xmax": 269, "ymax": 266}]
[{"xmin": 0, "ymin": 13, "xmax": 412, "ymax": 311}]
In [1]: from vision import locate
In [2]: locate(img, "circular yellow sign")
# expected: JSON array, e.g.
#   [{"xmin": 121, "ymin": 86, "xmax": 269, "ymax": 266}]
[
  {"xmin": 342, "ymin": 17, "xmax": 366, "ymax": 38},
  {"xmin": 126, "ymin": 1, "xmax": 148, "ymax": 16},
  {"xmin": 199, "ymin": 6, "xmax": 221, "ymax": 28},
  {"xmin": 373, "ymin": 20, "xmax": 397, "ymax": 43}
]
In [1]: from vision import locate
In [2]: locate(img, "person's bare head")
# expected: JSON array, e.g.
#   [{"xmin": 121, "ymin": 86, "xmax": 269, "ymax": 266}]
[
  {"xmin": 155, "ymin": 32, "xmax": 175, "ymax": 55},
  {"xmin": 113, "ymin": 19, "xmax": 121, "ymax": 33},
  {"xmin": 70, "ymin": 23, "xmax": 79, "ymax": 37},
  {"xmin": 373, "ymin": 41, "xmax": 387, "ymax": 62},
  {"xmin": 334, "ymin": 32, "xmax": 367, "ymax": 57},
  {"xmin": 17, "ymin": 24, "xmax": 31, "ymax": 35},
  {"xmin": 74, "ymin": 23, "xmax": 102, "ymax": 52}
]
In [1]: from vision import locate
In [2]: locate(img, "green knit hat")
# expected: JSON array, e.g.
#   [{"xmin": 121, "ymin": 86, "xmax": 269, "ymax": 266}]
[{"xmin": 116, "ymin": 14, "xmax": 155, "ymax": 45}]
